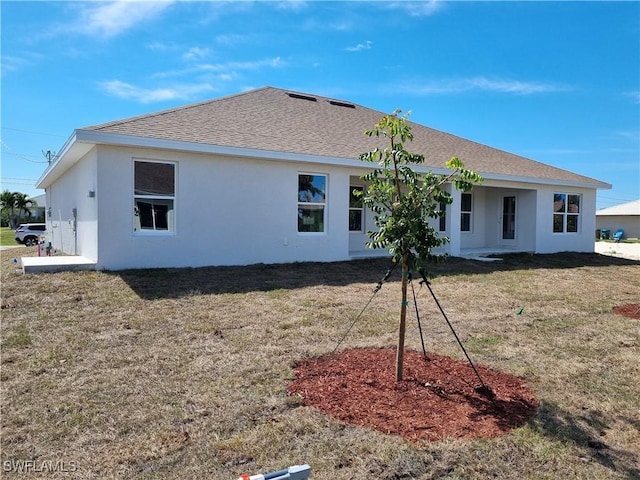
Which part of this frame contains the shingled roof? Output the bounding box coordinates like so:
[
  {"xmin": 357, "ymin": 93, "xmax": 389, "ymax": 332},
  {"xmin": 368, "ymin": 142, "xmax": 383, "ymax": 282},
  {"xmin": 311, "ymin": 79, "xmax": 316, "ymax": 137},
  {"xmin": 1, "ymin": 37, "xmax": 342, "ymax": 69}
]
[{"xmin": 85, "ymin": 86, "xmax": 606, "ymax": 187}]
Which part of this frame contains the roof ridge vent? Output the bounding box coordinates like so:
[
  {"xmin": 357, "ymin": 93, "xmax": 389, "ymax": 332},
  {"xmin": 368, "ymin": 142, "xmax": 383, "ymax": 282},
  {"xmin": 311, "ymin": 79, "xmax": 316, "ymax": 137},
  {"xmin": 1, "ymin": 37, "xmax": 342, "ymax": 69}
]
[
  {"xmin": 287, "ymin": 92, "xmax": 317, "ymax": 102},
  {"xmin": 328, "ymin": 100, "xmax": 355, "ymax": 109}
]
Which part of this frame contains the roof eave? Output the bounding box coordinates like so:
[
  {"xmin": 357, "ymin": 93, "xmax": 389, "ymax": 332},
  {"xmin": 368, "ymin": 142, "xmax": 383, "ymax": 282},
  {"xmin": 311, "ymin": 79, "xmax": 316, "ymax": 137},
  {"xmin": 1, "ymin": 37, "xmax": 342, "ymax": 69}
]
[
  {"xmin": 36, "ymin": 130, "xmax": 96, "ymax": 188},
  {"xmin": 480, "ymin": 172, "xmax": 611, "ymax": 191},
  {"xmin": 37, "ymin": 130, "xmax": 612, "ymax": 192}
]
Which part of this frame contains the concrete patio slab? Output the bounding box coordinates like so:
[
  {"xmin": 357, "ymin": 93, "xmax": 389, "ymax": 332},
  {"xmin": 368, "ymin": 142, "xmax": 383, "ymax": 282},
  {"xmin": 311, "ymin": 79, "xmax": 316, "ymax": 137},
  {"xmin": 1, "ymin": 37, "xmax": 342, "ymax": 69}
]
[
  {"xmin": 21, "ymin": 256, "xmax": 96, "ymax": 273},
  {"xmin": 594, "ymin": 241, "xmax": 640, "ymax": 261}
]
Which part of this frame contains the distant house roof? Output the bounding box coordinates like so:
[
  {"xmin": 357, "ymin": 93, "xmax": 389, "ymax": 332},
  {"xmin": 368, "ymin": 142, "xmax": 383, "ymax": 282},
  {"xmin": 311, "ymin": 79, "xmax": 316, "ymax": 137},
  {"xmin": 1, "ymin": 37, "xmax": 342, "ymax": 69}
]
[
  {"xmin": 39, "ymin": 86, "xmax": 610, "ymax": 189},
  {"xmin": 596, "ymin": 199, "xmax": 640, "ymax": 216},
  {"xmin": 30, "ymin": 193, "xmax": 46, "ymax": 205}
]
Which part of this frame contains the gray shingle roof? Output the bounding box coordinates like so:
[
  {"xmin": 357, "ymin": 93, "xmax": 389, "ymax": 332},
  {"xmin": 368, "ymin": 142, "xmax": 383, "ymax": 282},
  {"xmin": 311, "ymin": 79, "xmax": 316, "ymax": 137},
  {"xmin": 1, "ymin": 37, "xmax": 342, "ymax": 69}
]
[{"xmin": 86, "ymin": 86, "xmax": 607, "ymax": 187}]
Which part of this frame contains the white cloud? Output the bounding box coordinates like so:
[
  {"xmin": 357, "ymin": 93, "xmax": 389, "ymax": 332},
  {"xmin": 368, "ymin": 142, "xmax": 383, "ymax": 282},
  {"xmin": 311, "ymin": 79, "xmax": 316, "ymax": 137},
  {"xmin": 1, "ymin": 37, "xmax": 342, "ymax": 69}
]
[
  {"xmin": 70, "ymin": 1, "xmax": 174, "ymax": 38},
  {"xmin": 346, "ymin": 40, "xmax": 372, "ymax": 52},
  {"xmin": 1, "ymin": 55, "xmax": 30, "ymax": 75},
  {"xmin": 615, "ymin": 130, "xmax": 640, "ymax": 142},
  {"xmin": 183, "ymin": 47, "xmax": 211, "ymax": 61},
  {"xmin": 273, "ymin": 0, "xmax": 308, "ymax": 12},
  {"xmin": 0, "ymin": 52, "xmax": 44, "ymax": 76},
  {"xmin": 623, "ymin": 91, "xmax": 640, "ymax": 104},
  {"xmin": 386, "ymin": 1, "xmax": 443, "ymax": 17},
  {"xmin": 151, "ymin": 57, "xmax": 286, "ymax": 79},
  {"xmin": 98, "ymin": 80, "xmax": 214, "ymax": 103},
  {"xmin": 400, "ymin": 76, "xmax": 568, "ymax": 95},
  {"xmin": 145, "ymin": 41, "xmax": 179, "ymax": 52},
  {"xmin": 215, "ymin": 34, "xmax": 251, "ymax": 46},
  {"xmin": 199, "ymin": 57, "xmax": 285, "ymax": 72}
]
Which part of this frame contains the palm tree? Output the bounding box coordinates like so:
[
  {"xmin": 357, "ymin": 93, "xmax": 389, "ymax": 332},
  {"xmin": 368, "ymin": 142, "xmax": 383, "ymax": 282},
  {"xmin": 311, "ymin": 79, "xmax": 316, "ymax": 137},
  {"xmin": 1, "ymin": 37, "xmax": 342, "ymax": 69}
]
[
  {"xmin": 0, "ymin": 190, "xmax": 38, "ymax": 228},
  {"xmin": 1, "ymin": 190, "xmax": 17, "ymax": 228},
  {"xmin": 14, "ymin": 192, "xmax": 35, "ymax": 222}
]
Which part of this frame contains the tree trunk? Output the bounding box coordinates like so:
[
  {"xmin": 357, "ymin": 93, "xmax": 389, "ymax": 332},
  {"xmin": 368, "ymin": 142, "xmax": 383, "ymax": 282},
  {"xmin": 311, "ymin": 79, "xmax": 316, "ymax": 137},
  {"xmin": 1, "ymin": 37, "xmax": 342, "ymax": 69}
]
[{"xmin": 396, "ymin": 257, "xmax": 409, "ymax": 381}]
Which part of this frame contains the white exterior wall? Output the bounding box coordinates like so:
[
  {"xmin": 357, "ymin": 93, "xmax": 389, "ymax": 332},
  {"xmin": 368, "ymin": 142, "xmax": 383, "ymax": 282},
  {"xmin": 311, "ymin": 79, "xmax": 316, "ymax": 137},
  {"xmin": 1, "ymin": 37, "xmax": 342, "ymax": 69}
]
[
  {"xmin": 482, "ymin": 186, "xmax": 537, "ymax": 252},
  {"xmin": 459, "ymin": 186, "xmax": 487, "ymax": 250},
  {"xmin": 93, "ymin": 146, "xmax": 364, "ymax": 270},
  {"xmin": 45, "ymin": 148, "xmax": 98, "ymax": 260},
  {"xmin": 46, "ymin": 144, "xmax": 602, "ymax": 270},
  {"xmin": 534, "ymin": 185, "xmax": 597, "ymax": 254},
  {"xmin": 451, "ymin": 180, "xmax": 596, "ymax": 255}
]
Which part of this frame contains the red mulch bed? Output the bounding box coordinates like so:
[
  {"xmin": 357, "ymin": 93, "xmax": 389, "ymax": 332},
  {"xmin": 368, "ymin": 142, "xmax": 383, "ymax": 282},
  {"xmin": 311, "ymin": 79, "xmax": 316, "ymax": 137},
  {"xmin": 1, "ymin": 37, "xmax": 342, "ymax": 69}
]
[
  {"xmin": 288, "ymin": 348, "xmax": 539, "ymax": 443},
  {"xmin": 613, "ymin": 303, "xmax": 640, "ymax": 319}
]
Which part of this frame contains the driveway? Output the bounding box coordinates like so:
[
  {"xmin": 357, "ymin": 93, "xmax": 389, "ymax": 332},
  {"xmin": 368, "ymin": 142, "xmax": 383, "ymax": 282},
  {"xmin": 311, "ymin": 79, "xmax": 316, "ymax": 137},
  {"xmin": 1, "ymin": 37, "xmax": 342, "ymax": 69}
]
[
  {"xmin": 0, "ymin": 245, "xmax": 23, "ymax": 251},
  {"xmin": 594, "ymin": 241, "xmax": 640, "ymax": 261}
]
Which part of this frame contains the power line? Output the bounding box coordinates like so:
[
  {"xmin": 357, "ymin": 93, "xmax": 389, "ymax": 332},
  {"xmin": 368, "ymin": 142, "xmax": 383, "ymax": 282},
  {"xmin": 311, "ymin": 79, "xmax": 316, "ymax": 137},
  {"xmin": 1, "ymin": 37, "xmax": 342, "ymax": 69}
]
[
  {"xmin": 598, "ymin": 195, "xmax": 638, "ymax": 203},
  {"xmin": 1, "ymin": 181, "xmax": 38, "ymax": 186},
  {"xmin": 1, "ymin": 126, "xmax": 67, "ymax": 138},
  {"xmin": 0, "ymin": 140, "xmax": 52, "ymax": 164},
  {"xmin": 1, "ymin": 151, "xmax": 50, "ymax": 164}
]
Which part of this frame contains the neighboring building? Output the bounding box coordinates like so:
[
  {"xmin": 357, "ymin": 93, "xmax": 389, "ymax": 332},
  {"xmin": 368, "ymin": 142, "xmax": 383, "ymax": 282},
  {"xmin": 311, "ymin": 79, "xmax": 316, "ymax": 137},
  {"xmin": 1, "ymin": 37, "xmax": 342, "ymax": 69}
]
[
  {"xmin": 9, "ymin": 193, "xmax": 45, "ymax": 225},
  {"xmin": 36, "ymin": 86, "xmax": 610, "ymax": 270},
  {"xmin": 596, "ymin": 200, "xmax": 640, "ymax": 240},
  {"xmin": 28, "ymin": 194, "xmax": 46, "ymax": 222}
]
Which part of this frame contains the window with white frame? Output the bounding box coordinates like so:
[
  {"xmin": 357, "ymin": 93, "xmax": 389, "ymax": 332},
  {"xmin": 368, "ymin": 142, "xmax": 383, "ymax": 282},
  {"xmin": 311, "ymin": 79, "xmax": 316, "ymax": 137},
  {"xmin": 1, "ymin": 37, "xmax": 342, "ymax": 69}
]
[
  {"xmin": 134, "ymin": 160, "xmax": 175, "ymax": 232},
  {"xmin": 553, "ymin": 193, "xmax": 580, "ymax": 233},
  {"xmin": 298, "ymin": 174, "xmax": 326, "ymax": 233},
  {"xmin": 460, "ymin": 193, "xmax": 472, "ymax": 232},
  {"xmin": 349, "ymin": 185, "xmax": 364, "ymax": 232}
]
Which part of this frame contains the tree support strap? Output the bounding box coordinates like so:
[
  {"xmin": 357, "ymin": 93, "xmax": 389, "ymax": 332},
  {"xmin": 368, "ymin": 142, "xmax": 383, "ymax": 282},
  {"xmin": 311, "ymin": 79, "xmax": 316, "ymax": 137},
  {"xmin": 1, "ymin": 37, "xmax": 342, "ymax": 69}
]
[
  {"xmin": 408, "ymin": 271, "xmax": 428, "ymax": 359},
  {"xmin": 333, "ymin": 263, "xmax": 397, "ymax": 353},
  {"xmin": 418, "ymin": 269, "xmax": 494, "ymax": 398}
]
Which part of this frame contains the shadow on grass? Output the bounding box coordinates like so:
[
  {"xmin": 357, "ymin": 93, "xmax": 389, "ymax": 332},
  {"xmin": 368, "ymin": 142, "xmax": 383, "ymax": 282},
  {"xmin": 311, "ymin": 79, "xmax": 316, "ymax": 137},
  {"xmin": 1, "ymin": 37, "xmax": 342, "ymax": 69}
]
[
  {"xmin": 531, "ymin": 400, "xmax": 640, "ymax": 478},
  {"xmin": 115, "ymin": 252, "xmax": 639, "ymax": 299}
]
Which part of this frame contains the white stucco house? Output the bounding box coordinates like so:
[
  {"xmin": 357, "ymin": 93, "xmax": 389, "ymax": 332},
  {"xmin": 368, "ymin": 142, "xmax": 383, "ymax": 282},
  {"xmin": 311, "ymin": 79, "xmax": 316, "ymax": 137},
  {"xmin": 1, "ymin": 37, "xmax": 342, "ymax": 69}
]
[
  {"xmin": 36, "ymin": 86, "xmax": 610, "ymax": 271},
  {"xmin": 596, "ymin": 200, "xmax": 640, "ymax": 240}
]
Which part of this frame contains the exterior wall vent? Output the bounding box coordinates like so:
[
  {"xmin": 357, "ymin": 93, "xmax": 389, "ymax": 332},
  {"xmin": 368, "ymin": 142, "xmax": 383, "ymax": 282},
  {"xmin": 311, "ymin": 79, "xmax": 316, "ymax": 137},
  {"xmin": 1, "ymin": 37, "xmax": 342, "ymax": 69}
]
[
  {"xmin": 328, "ymin": 100, "xmax": 355, "ymax": 109},
  {"xmin": 287, "ymin": 92, "xmax": 317, "ymax": 102}
]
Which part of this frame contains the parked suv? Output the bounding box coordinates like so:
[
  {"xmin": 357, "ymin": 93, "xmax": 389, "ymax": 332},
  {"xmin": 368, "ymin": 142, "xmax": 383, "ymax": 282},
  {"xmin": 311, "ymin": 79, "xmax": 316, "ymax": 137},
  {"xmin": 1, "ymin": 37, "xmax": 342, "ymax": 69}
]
[{"xmin": 14, "ymin": 223, "xmax": 46, "ymax": 246}]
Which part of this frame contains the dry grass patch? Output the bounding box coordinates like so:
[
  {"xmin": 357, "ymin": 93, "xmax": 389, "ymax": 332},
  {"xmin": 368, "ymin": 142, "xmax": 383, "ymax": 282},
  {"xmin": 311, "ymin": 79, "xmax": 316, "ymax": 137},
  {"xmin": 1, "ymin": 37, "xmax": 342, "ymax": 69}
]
[{"xmin": 1, "ymin": 249, "xmax": 639, "ymax": 479}]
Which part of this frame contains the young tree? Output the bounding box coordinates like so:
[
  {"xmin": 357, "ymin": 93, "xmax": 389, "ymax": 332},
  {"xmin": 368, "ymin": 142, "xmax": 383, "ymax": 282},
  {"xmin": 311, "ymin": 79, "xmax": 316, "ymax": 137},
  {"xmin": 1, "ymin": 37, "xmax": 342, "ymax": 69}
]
[{"xmin": 358, "ymin": 110, "xmax": 483, "ymax": 381}]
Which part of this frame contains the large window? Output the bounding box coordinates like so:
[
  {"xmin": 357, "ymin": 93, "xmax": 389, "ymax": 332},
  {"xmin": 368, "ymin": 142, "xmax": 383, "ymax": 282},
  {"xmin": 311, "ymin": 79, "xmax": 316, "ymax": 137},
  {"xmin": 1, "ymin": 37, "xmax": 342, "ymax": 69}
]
[
  {"xmin": 460, "ymin": 193, "xmax": 472, "ymax": 232},
  {"xmin": 553, "ymin": 193, "xmax": 580, "ymax": 233},
  {"xmin": 298, "ymin": 174, "xmax": 326, "ymax": 233},
  {"xmin": 134, "ymin": 160, "xmax": 175, "ymax": 232},
  {"xmin": 349, "ymin": 186, "xmax": 364, "ymax": 232}
]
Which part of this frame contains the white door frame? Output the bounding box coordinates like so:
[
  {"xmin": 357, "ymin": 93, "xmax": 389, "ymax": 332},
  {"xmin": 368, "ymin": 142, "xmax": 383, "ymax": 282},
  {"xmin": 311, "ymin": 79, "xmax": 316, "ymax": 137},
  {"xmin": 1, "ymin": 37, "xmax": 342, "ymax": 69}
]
[{"xmin": 500, "ymin": 194, "xmax": 517, "ymax": 247}]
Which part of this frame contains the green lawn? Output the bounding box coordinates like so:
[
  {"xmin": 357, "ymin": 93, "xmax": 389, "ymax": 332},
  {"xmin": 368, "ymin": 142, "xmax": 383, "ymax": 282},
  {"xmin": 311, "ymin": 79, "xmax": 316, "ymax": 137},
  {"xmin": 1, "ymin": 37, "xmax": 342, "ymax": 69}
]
[
  {"xmin": 0, "ymin": 227, "xmax": 17, "ymax": 246},
  {"xmin": 2, "ymin": 252, "xmax": 639, "ymax": 479}
]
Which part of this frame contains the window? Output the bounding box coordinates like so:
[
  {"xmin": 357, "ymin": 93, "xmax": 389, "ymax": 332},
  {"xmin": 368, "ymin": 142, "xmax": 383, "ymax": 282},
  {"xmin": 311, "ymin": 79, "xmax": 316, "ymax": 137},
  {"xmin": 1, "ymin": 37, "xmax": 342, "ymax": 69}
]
[
  {"xmin": 438, "ymin": 201, "xmax": 447, "ymax": 232},
  {"xmin": 298, "ymin": 174, "xmax": 326, "ymax": 233},
  {"xmin": 134, "ymin": 160, "xmax": 175, "ymax": 232},
  {"xmin": 349, "ymin": 186, "xmax": 364, "ymax": 232},
  {"xmin": 460, "ymin": 193, "xmax": 472, "ymax": 232},
  {"xmin": 553, "ymin": 193, "xmax": 580, "ymax": 233}
]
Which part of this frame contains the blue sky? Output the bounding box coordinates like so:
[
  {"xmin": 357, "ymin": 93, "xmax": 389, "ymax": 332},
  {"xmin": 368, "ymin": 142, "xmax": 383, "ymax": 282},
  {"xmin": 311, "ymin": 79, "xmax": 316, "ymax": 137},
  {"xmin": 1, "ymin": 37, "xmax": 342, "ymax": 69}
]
[{"xmin": 1, "ymin": 1, "xmax": 638, "ymax": 209}]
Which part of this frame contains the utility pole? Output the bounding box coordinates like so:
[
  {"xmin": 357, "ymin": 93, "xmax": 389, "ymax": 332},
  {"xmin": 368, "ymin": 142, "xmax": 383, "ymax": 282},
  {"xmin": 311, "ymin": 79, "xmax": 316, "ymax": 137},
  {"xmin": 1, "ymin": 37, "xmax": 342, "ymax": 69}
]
[{"xmin": 42, "ymin": 150, "xmax": 55, "ymax": 164}]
